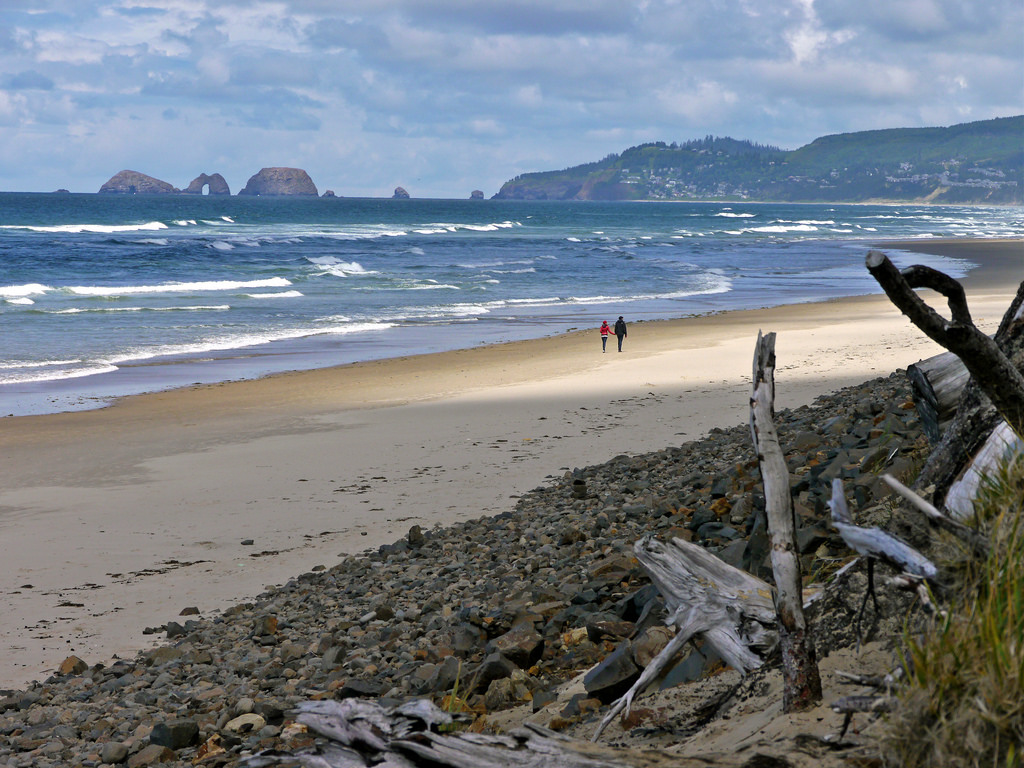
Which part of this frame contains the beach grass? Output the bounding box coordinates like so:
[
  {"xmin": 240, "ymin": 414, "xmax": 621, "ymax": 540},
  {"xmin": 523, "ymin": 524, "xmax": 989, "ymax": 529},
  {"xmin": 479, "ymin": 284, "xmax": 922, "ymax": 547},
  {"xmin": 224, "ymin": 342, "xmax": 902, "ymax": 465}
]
[{"xmin": 883, "ymin": 452, "xmax": 1024, "ymax": 767}]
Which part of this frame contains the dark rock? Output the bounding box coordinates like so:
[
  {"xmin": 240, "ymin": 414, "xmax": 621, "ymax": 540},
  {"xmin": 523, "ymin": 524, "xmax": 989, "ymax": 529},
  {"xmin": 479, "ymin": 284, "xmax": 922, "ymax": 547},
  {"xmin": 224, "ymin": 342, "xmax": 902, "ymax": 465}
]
[
  {"xmin": 407, "ymin": 525, "xmax": 425, "ymax": 548},
  {"xmin": 469, "ymin": 652, "xmax": 518, "ymax": 693},
  {"xmin": 392, "ymin": 186, "xmax": 410, "ymax": 199},
  {"xmin": 487, "ymin": 621, "xmax": 544, "ymax": 667},
  {"xmin": 149, "ymin": 718, "xmax": 199, "ymax": 749},
  {"xmin": 470, "ymin": 190, "xmax": 484, "ymax": 200},
  {"xmin": 583, "ymin": 641, "xmax": 640, "ymax": 703},
  {"xmin": 238, "ymin": 167, "xmax": 318, "ymax": 196},
  {"xmin": 334, "ymin": 678, "xmax": 383, "ymax": 699}
]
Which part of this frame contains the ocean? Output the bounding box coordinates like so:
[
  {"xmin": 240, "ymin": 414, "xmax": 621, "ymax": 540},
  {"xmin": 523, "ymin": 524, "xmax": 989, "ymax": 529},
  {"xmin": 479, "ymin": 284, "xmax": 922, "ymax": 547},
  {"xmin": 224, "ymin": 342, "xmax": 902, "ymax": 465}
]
[{"xmin": 1, "ymin": 193, "xmax": 1020, "ymax": 416}]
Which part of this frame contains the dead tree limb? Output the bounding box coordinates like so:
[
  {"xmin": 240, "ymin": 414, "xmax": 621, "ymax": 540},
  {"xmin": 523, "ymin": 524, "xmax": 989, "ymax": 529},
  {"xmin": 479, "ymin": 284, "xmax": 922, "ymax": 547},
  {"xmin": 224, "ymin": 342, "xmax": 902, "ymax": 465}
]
[
  {"xmin": 245, "ymin": 698, "xmax": 707, "ymax": 768},
  {"xmin": 829, "ymin": 478, "xmax": 938, "ymax": 644},
  {"xmin": 750, "ymin": 330, "xmax": 822, "ymax": 712},
  {"xmin": 880, "ymin": 473, "xmax": 988, "ymax": 554},
  {"xmin": 593, "ymin": 535, "xmax": 778, "ymax": 740},
  {"xmin": 866, "ymin": 250, "xmax": 1024, "ymax": 438}
]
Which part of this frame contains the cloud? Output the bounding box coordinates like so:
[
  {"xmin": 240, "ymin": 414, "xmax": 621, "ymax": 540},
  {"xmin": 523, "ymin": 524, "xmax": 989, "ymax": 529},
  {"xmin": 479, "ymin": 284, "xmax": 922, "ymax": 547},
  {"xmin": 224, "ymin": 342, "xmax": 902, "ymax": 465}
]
[
  {"xmin": 0, "ymin": 0, "xmax": 1018, "ymax": 195},
  {"xmin": 1, "ymin": 69, "xmax": 54, "ymax": 90}
]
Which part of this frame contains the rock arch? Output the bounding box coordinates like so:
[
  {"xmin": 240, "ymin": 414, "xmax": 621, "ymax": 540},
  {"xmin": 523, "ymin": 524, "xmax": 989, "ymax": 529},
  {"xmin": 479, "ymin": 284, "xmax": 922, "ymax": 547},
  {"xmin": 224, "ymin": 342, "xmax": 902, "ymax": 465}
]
[{"xmin": 183, "ymin": 173, "xmax": 231, "ymax": 196}]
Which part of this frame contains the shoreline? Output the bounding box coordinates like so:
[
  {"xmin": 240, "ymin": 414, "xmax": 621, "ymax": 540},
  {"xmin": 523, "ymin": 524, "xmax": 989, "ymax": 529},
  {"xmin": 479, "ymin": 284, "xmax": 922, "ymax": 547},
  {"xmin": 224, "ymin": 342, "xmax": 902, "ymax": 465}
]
[{"xmin": 0, "ymin": 238, "xmax": 1020, "ymax": 690}]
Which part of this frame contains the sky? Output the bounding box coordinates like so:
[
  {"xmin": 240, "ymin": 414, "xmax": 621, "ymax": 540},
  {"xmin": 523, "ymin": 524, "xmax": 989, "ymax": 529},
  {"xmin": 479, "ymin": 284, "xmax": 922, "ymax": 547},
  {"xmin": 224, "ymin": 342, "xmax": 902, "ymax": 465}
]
[{"xmin": 0, "ymin": 0, "xmax": 1021, "ymax": 198}]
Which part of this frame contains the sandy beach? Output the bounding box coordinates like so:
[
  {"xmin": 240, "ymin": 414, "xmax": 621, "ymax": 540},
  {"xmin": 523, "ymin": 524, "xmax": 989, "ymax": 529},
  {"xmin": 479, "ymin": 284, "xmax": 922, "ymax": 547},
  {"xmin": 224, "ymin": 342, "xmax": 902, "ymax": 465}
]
[{"xmin": 0, "ymin": 238, "xmax": 1020, "ymax": 691}]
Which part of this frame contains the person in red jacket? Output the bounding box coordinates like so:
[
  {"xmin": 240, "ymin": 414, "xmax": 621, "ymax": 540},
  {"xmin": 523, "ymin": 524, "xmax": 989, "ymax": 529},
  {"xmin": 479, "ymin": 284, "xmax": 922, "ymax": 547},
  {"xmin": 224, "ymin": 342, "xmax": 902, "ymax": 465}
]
[{"xmin": 599, "ymin": 320, "xmax": 611, "ymax": 352}]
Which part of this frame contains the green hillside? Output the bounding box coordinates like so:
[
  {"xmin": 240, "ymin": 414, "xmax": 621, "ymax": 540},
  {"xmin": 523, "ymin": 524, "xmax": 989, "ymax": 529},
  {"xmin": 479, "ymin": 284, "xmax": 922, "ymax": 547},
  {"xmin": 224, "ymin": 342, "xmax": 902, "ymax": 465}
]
[{"xmin": 494, "ymin": 116, "xmax": 1023, "ymax": 204}]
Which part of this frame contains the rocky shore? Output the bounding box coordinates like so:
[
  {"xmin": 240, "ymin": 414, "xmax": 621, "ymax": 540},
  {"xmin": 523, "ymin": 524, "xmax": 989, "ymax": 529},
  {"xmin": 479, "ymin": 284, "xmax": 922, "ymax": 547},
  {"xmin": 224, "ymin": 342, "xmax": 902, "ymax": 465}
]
[{"xmin": 0, "ymin": 370, "xmax": 933, "ymax": 767}]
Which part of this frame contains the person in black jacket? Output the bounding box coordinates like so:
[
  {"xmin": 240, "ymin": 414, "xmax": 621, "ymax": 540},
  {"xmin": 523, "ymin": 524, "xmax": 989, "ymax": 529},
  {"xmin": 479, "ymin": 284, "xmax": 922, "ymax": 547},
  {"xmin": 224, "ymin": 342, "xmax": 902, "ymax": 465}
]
[{"xmin": 613, "ymin": 316, "xmax": 627, "ymax": 352}]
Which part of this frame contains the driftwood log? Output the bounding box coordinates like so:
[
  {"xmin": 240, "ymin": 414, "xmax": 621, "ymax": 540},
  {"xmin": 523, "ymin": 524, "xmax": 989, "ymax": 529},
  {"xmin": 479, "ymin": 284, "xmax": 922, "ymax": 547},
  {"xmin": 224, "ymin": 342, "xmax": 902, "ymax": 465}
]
[
  {"xmin": 592, "ymin": 535, "xmax": 778, "ymax": 739},
  {"xmin": 244, "ymin": 698, "xmax": 711, "ymax": 767},
  {"xmin": 907, "ymin": 351, "xmax": 969, "ymax": 443},
  {"xmin": 750, "ymin": 331, "xmax": 822, "ymax": 711}
]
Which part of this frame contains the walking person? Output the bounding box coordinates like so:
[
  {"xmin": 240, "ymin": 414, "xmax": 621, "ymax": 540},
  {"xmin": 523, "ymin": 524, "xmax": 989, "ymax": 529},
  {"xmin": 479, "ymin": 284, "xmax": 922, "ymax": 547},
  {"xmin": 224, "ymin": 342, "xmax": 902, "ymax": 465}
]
[
  {"xmin": 600, "ymin": 320, "xmax": 611, "ymax": 352},
  {"xmin": 614, "ymin": 316, "xmax": 627, "ymax": 352}
]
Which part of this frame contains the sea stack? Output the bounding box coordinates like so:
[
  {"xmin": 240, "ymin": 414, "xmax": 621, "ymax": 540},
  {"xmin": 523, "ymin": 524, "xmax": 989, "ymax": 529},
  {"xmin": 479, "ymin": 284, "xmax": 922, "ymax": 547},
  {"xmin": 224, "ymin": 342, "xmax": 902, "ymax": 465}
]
[
  {"xmin": 182, "ymin": 173, "xmax": 231, "ymax": 195},
  {"xmin": 392, "ymin": 186, "xmax": 410, "ymax": 199},
  {"xmin": 237, "ymin": 168, "xmax": 318, "ymax": 196},
  {"xmin": 99, "ymin": 170, "xmax": 179, "ymax": 194}
]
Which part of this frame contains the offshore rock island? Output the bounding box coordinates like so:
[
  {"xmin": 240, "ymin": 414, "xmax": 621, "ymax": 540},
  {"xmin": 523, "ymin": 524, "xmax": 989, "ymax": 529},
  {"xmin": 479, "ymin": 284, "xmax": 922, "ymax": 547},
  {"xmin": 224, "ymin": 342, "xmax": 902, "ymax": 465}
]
[
  {"xmin": 237, "ymin": 167, "xmax": 318, "ymax": 197},
  {"xmin": 97, "ymin": 167, "xmax": 318, "ymax": 196}
]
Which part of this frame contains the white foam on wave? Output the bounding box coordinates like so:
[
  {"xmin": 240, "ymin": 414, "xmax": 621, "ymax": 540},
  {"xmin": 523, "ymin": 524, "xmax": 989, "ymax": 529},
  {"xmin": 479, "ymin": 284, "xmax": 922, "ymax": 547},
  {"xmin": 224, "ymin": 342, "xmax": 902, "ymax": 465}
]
[
  {"xmin": 5, "ymin": 297, "xmax": 34, "ymax": 305},
  {"xmin": 245, "ymin": 291, "xmax": 303, "ymax": 299},
  {"xmin": 715, "ymin": 212, "xmax": 755, "ymax": 218},
  {"xmin": 747, "ymin": 224, "xmax": 819, "ymax": 233},
  {"xmin": 1, "ymin": 221, "xmax": 169, "ymax": 234},
  {"xmin": 0, "ymin": 283, "xmax": 50, "ymax": 298},
  {"xmin": 50, "ymin": 305, "xmax": 231, "ymax": 314},
  {"xmin": 306, "ymin": 257, "xmax": 376, "ymax": 277},
  {"xmin": 139, "ymin": 238, "xmax": 170, "ymax": 246},
  {"xmin": 493, "ymin": 267, "xmax": 536, "ymax": 274},
  {"xmin": 65, "ymin": 277, "xmax": 291, "ymax": 296},
  {"xmin": 0, "ymin": 362, "xmax": 118, "ymax": 385},
  {"xmin": 210, "ymin": 241, "xmax": 234, "ymax": 251},
  {"xmin": 173, "ymin": 220, "xmax": 197, "ymax": 226}
]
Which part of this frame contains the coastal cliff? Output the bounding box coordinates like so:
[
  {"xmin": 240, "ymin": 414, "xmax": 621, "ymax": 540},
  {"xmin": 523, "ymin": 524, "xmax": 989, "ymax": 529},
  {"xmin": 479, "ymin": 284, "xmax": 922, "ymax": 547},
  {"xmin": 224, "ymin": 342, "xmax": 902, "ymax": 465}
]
[
  {"xmin": 237, "ymin": 167, "xmax": 318, "ymax": 196},
  {"xmin": 98, "ymin": 170, "xmax": 179, "ymax": 194}
]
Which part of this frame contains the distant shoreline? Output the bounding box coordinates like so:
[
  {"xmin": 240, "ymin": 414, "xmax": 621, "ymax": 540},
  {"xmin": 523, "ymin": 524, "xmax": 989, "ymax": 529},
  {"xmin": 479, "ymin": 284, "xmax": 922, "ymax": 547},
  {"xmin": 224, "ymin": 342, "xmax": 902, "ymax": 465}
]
[{"xmin": 3, "ymin": 189, "xmax": 1023, "ymax": 207}]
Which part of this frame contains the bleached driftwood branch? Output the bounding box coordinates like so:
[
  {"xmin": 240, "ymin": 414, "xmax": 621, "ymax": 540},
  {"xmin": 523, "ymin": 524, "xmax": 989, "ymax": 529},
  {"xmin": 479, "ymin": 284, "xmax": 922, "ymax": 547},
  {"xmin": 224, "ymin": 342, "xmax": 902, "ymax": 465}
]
[
  {"xmin": 829, "ymin": 478, "xmax": 937, "ymax": 581},
  {"xmin": 246, "ymin": 697, "xmax": 713, "ymax": 768},
  {"xmin": 592, "ymin": 535, "xmax": 778, "ymax": 740},
  {"xmin": 881, "ymin": 473, "xmax": 988, "ymax": 554},
  {"xmin": 750, "ymin": 330, "xmax": 822, "ymax": 712}
]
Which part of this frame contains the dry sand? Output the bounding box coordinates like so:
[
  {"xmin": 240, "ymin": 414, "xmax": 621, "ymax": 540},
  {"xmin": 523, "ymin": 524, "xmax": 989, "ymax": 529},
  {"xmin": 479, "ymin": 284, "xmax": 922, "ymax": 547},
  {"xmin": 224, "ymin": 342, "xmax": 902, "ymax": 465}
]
[{"xmin": 0, "ymin": 239, "xmax": 1020, "ymax": 690}]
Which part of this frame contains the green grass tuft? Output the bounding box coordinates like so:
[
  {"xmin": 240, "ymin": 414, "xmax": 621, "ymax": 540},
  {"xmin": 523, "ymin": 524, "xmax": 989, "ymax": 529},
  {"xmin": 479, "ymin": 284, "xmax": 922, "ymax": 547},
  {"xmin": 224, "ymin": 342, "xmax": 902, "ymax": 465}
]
[{"xmin": 882, "ymin": 453, "xmax": 1024, "ymax": 767}]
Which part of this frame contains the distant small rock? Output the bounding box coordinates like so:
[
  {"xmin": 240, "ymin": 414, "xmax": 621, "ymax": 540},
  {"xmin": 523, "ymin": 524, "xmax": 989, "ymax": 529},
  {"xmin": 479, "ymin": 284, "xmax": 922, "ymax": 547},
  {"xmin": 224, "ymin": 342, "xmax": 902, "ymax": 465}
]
[
  {"xmin": 392, "ymin": 186, "xmax": 410, "ymax": 199},
  {"xmin": 470, "ymin": 189, "xmax": 484, "ymax": 200},
  {"xmin": 99, "ymin": 170, "xmax": 179, "ymax": 194},
  {"xmin": 322, "ymin": 189, "xmax": 337, "ymax": 198},
  {"xmin": 53, "ymin": 189, "xmax": 70, "ymax": 194},
  {"xmin": 238, "ymin": 167, "xmax": 318, "ymax": 196}
]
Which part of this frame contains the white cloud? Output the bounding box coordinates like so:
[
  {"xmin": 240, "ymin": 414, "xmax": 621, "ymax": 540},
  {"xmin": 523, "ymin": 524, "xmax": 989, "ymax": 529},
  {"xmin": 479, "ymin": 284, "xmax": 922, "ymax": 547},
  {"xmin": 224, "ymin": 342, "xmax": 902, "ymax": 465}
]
[{"xmin": 0, "ymin": 0, "xmax": 1018, "ymax": 195}]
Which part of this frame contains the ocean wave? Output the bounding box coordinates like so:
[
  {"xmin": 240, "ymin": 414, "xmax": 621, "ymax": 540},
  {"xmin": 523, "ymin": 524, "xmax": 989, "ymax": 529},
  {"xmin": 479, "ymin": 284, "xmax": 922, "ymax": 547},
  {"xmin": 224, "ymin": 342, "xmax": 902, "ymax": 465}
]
[
  {"xmin": 4, "ymin": 297, "xmax": 34, "ymax": 305},
  {"xmin": 0, "ymin": 362, "xmax": 118, "ymax": 385},
  {"xmin": 306, "ymin": 257, "xmax": 376, "ymax": 277},
  {"xmin": 244, "ymin": 291, "xmax": 303, "ymax": 299},
  {"xmin": 0, "ymin": 358, "xmax": 82, "ymax": 370},
  {"xmin": 49, "ymin": 305, "xmax": 231, "ymax": 314},
  {"xmin": 0, "ymin": 221, "xmax": 169, "ymax": 234},
  {"xmin": 715, "ymin": 212, "xmax": 755, "ymax": 218},
  {"xmin": 65, "ymin": 278, "xmax": 292, "ymax": 296},
  {"xmin": 210, "ymin": 241, "xmax": 234, "ymax": 251},
  {"xmin": 746, "ymin": 224, "xmax": 819, "ymax": 233},
  {"xmin": 138, "ymin": 238, "xmax": 171, "ymax": 246},
  {"xmin": 0, "ymin": 282, "xmax": 50, "ymax": 298}
]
